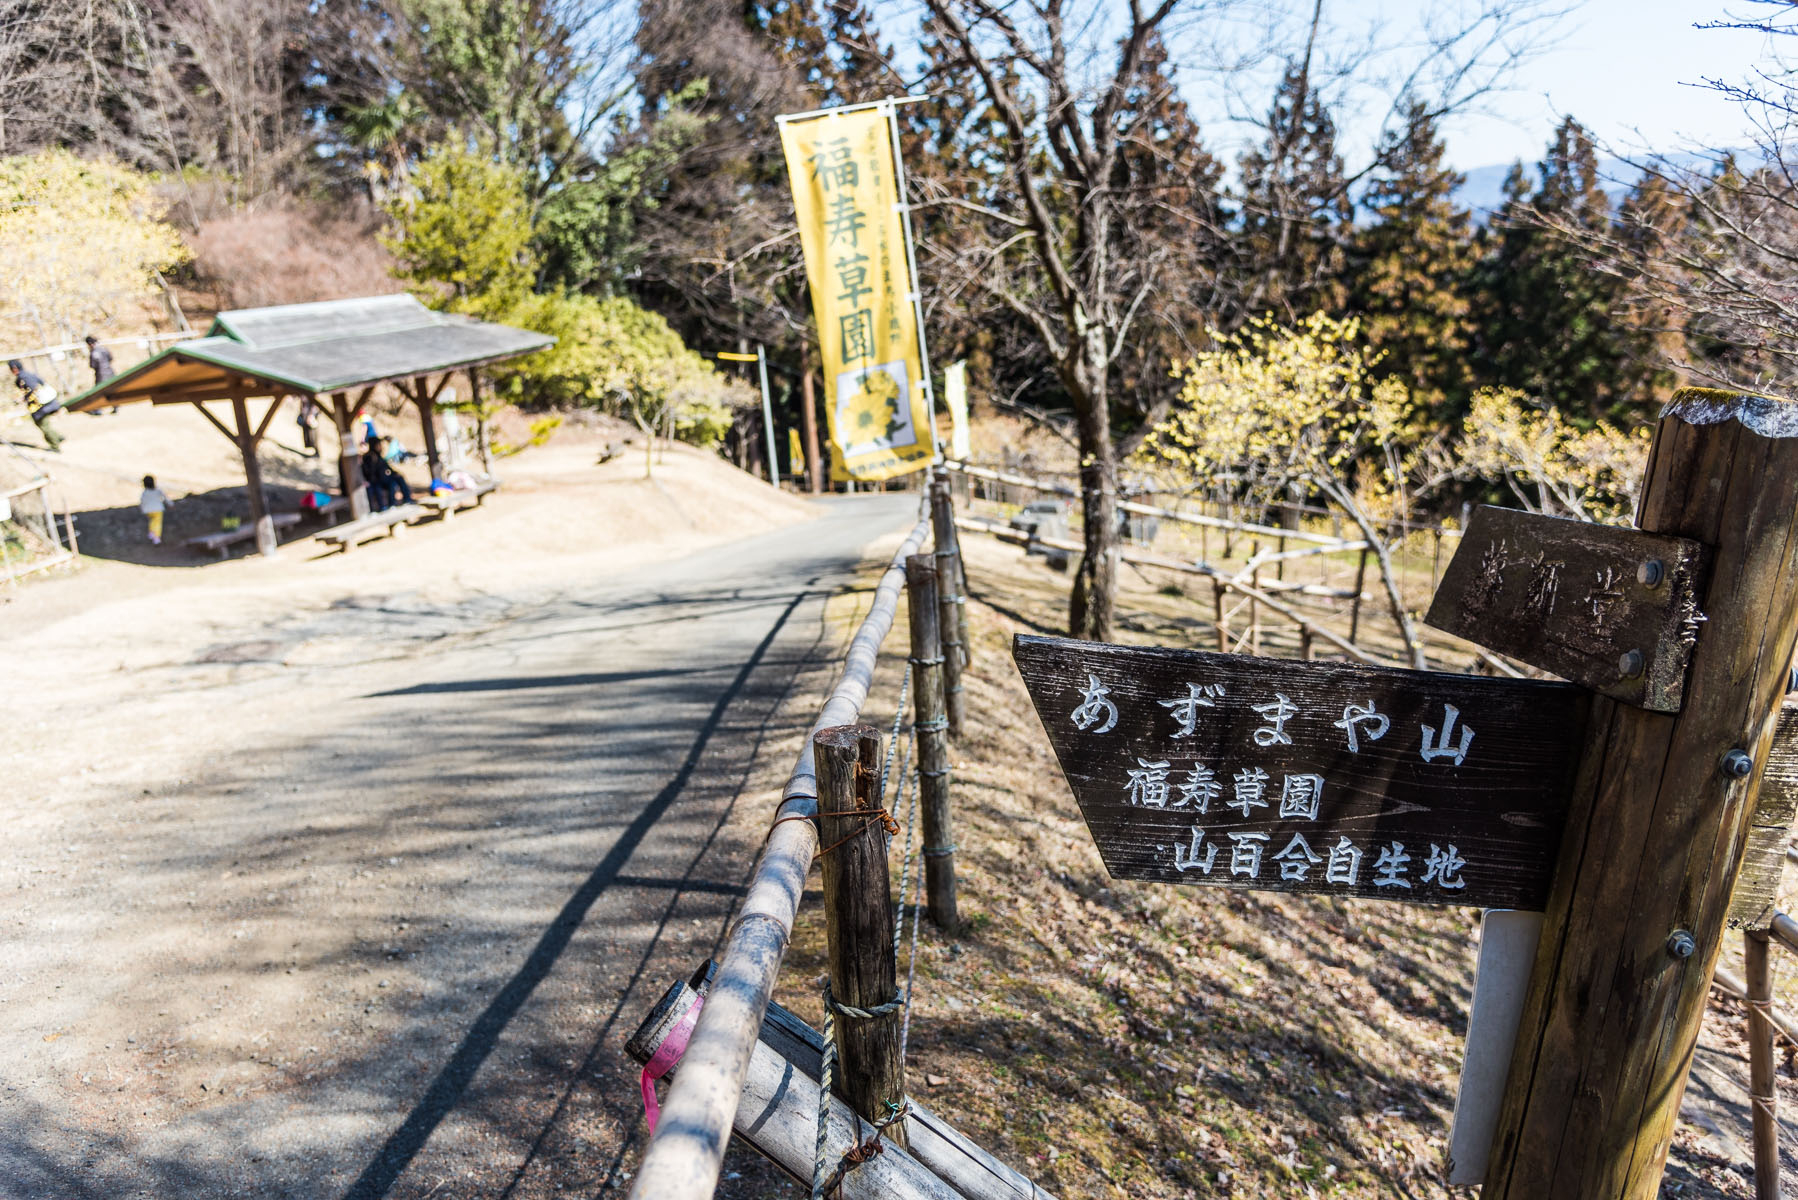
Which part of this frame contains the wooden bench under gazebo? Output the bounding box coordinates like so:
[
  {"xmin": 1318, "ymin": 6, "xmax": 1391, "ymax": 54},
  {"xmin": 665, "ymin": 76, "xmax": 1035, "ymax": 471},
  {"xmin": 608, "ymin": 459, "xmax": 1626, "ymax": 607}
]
[{"xmin": 64, "ymin": 295, "xmax": 552, "ymax": 556}]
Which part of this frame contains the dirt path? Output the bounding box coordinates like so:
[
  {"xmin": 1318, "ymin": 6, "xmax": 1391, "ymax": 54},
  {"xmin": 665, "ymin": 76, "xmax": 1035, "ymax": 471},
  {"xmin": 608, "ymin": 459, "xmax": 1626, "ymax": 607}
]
[{"xmin": 0, "ymin": 427, "xmax": 916, "ymax": 1198}]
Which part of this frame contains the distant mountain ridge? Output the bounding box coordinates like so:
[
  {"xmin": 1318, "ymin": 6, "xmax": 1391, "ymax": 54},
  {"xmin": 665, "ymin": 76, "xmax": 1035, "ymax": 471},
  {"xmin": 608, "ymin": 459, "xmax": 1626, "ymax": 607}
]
[{"xmin": 1452, "ymin": 151, "xmax": 1732, "ymax": 220}]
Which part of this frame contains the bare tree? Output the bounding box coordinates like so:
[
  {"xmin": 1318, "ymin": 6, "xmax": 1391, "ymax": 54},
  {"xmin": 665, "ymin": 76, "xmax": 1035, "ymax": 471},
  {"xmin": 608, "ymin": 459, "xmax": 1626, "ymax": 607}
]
[
  {"xmin": 916, "ymin": 0, "xmax": 1563, "ymax": 641},
  {"xmin": 1515, "ymin": 6, "xmax": 1798, "ymax": 395}
]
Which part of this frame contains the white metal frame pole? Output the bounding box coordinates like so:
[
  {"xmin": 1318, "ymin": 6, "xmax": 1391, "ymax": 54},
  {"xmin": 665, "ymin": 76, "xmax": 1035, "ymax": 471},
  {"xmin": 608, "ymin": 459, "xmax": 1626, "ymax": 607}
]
[
  {"xmin": 884, "ymin": 99, "xmax": 940, "ymax": 462},
  {"xmin": 757, "ymin": 343, "xmax": 779, "ymax": 487}
]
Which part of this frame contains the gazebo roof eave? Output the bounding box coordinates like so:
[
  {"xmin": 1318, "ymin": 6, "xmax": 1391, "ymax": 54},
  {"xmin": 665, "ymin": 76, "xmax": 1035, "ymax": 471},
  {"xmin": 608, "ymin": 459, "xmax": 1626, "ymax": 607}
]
[{"xmin": 66, "ymin": 340, "xmax": 550, "ymax": 413}]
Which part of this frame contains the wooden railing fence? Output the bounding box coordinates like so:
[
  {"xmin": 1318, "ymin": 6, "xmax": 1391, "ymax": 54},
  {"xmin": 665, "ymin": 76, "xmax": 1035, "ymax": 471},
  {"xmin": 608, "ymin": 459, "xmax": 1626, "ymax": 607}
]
[{"xmin": 626, "ymin": 469, "xmax": 1047, "ymax": 1200}]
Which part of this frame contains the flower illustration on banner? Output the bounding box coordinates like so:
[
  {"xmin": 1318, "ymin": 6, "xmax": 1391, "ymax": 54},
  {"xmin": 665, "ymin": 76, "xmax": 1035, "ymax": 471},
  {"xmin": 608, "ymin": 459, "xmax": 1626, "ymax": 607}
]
[{"xmin": 836, "ymin": 361, "xmax": 916, "ymax": 456}]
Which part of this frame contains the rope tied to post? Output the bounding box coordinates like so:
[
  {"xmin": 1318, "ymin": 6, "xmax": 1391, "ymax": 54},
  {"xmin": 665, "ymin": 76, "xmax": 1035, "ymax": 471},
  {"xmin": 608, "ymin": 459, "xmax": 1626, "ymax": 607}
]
[
  {"xmin": 812, "ymin": 806, "xmax": 899, "ymax": 859},
  {"xmin": 811, "ymin": 979, "xmax": 908, "ymax": 1200}
]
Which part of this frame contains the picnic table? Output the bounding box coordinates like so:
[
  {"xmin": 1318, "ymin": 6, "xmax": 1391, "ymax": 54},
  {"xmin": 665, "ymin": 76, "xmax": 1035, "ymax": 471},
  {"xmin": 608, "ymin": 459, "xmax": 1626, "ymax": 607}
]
[
  {"xmin": 315, "ymin": 504, "xmax": 422, "ymax": 554},
  {"xmin": 414, "ymin": 480, "xmax": 500, "ymax": 521},
  {"xmin": 185, "ymin": 512, "xmax": 301, "ymax": 559}
]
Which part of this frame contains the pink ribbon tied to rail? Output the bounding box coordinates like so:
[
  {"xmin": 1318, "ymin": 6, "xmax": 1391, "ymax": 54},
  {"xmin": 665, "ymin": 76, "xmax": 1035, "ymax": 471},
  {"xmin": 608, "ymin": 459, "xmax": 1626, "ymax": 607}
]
[{"xmin": 640, "ymin": 990, "xmax": 704, "ymax": 1133}]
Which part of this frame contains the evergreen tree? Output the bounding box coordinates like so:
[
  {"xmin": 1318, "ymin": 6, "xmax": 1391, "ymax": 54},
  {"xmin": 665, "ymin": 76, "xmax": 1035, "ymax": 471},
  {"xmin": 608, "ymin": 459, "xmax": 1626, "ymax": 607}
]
[
  {"xmin": 1611, "ymin": 170, "xmax": 1687, "ymax": 407},
  {"xmin": 1470, "ymin": 117, "xmax": 1642, "ymax": 424},
  {"xmin": 1106, "ymin": 33, "xmax": 1230, "ymax": 440},
  {"xmin": 1347, "ymin": 100, "xmax": 1478, "ymax": 422},
  {"xmin": 1233, "ymin": 62, "xmax": 1353, "ymax": 323}
]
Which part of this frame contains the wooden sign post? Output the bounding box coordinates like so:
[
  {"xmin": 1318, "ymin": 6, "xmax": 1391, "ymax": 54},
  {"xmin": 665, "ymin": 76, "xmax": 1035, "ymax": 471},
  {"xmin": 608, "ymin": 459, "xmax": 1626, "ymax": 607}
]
[
  {"xmin": 1012, "ymin": 388, "xmax": 1798, "ymax": 1200},
  {"xmin": 1477, "ymin": 390, "xmax": 1798, "ymax": 1200}
]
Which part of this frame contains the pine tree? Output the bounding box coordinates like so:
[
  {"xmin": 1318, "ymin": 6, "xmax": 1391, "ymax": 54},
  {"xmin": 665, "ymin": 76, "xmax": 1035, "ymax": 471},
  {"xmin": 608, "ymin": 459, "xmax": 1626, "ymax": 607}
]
[
  {"xmin": 1106, "ymin": 32, "xmax": 1230, "ymax": 440},
  {"xmin": 825, "ymin": 0, "xmax": 892, "ymax": 104},
  {"xmin": 1470, "ymin": 118, "xmax": 1642, "ymax": 424},
  {"xmin": 1233, "ymin": 62, "xmax": 1353, "ymax": 323},
  {"xmin": 1611, "ymin": 170, "xmax": 1686, "ymax": 407},
  {"xmin": 1347, "ymin": 100, "xmax": 1478, "ymax": 423}
]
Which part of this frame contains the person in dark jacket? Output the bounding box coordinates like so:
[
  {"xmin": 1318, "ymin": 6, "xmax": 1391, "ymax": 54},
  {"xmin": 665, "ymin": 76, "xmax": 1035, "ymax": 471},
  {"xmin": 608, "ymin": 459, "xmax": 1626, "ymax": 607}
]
[
  {"xmin": 84, "ymin": 336, "xmax": 115, "ymax": 384},
  {"xmin": 361, "ymin": 437, "xmax": 413, "ymax": 511},
  {"xmin": 8, "ymin": 359, "xmax": 63, "ymax": 452}
]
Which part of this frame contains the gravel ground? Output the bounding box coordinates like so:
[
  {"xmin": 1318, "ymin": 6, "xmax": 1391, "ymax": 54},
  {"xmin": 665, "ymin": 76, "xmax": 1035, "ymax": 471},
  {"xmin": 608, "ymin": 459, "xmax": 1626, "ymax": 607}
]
[{"xmin": 0, "ymin": 487, "xmax": 916, "ymax": 1199}]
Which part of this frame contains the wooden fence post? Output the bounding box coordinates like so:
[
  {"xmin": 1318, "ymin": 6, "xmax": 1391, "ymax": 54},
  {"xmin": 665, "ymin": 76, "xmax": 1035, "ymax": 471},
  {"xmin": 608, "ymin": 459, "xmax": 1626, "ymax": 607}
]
[
  {"xmin": 1484, "ymin": 389, "xmax": 1798, "ymax": 1200},
  {"xmin": 1213, "ymin": 579, "xmax": 1229, "ymax": 652},
  {"xmin": 906, "ymin": 555, "xmax": 959, "ymax": 930},
  {"xmin": 930, "ymin": 473, "xmax": 972, "ymax": 659},
  {"xmin": 815, "ymin": 724, "xmax": 909, "ymax": 1149},
  {"xmin": 928, "ymin": 477, "xmax": 967, "ymax": 737},
  {"xmin": 1747, "ymin": 928, "xmax": 1778, "ymax": 1200},
  {"xmin": 1248, "ymin": 548, "xmax": 1261, "ymax": 656},
  {"xmin": 1347, "ymin": 548, "xmax": 1369, "ymax": 646}
]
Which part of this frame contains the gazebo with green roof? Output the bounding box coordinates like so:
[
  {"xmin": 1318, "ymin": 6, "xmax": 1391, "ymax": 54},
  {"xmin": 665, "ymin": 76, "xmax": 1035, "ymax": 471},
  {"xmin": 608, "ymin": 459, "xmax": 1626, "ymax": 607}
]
[{"xmin": 66, "ymin": 294, "xmax": 552, "ymax": 556}]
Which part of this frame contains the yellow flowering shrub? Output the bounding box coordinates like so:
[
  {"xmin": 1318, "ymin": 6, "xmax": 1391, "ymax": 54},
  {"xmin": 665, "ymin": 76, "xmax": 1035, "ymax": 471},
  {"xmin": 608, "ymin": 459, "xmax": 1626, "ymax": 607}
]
[
  {"xmin": 1454, "ymin": 388, "xmax": 1647, "ymax": 524},
  {"xmin": 0, "ymin": 149, "xmax": 188, "ymax": 346},
  {"xmin": 1142, "ymin": 312, "xmax": 1418, "ymax": 522}
]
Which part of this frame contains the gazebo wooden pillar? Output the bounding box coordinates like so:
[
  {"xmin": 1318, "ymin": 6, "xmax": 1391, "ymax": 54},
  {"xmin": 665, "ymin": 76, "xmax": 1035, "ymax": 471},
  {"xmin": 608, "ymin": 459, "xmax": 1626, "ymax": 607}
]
[
  {"xmin": 186, "ymin": 390, "xmax": 284, "ymax": 557},
  {"xmin": 395, "ymin": 374, "xmax": 451, "ymax": 480},
  {"xmin": 329, "ymin": 388, "xmax": 373, "ymax": 520}
]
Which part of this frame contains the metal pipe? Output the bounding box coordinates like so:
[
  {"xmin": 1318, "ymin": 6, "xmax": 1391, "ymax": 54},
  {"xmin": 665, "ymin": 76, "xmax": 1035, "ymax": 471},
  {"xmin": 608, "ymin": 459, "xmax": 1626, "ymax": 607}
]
[
  {"xmin": 628, "ymin": 513, "xmax": 932, "ymax": 1200},
  {"xmin": 1771, "ymin": 909, "xmax": 1798, "ymax": 955},
  {"xmin": 757, "ymin": 344, "xmax": 779, "ymax": 488}
]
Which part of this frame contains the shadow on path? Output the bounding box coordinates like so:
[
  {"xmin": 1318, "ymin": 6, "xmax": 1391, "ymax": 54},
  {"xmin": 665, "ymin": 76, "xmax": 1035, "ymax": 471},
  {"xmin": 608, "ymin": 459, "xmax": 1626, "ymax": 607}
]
[
  {"xmin": 369, "ymin": 666, "xmax": 725, "ymax": 697},
  {"xmin": 340, "ymin": 586, "xmax": 810, "ymax": 1200}
]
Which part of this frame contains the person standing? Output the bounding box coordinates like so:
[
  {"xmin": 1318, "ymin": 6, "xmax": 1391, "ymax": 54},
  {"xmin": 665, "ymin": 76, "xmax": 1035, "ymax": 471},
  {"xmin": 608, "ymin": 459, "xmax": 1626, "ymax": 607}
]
[
  {"xmin": 297, "ymin": 397, "xmax": 320, "ymax": 458},
  {"xmin": 139, "ymin": 475, "xmax": 170, "ymax": 545},
  {"xmin": 84, "ymin": 336, "xmax": 115, "ymax": 384},
  {"xmin": 8, "ymin": 359, "xmax": 63, "ymax": 452}
]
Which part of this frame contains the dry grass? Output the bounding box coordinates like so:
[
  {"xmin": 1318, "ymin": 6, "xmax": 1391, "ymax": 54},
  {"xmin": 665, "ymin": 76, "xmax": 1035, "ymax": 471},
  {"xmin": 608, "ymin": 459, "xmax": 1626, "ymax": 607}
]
[
  {"xmin": 184, "ymin": 198, "xmax": 396, "ymax": 312},
  {"xmin": 770, "ymin": 526, "xmax": 1769, "ymax": 1199}
]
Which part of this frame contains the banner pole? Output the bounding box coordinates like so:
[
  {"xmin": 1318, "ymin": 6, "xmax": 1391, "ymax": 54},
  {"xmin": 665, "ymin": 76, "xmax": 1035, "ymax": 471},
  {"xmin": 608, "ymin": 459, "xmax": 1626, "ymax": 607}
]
[
  {"xmin": 776, "ymin": 94, "xmax": 930, "ymax": 126},
  {"xmin": 756, "ymin": 344, "xmax": 778, "ymax": 488},
  {"xmin": 884, "ymin": 99, "xmax": 940, "ymax": 461}
]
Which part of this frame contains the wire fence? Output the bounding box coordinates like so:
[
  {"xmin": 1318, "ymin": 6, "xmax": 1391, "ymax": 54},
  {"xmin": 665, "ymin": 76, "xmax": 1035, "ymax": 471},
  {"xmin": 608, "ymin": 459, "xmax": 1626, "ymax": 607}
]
[
  {"xmin": 0, "ymin": 443, "xmax": 75, "ymax": 583},
  {"xmin": 626, "ymin": 459, "xmax": 1794, "ymax": 1200},
  {"xmin": 3, "ymin": 329, "xmax": 193, "ymax": 399}
]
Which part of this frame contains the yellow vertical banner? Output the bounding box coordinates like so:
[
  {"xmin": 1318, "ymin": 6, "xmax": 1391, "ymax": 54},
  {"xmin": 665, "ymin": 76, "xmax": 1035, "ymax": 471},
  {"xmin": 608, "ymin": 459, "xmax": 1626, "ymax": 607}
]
[
  {"xmin": 944, "ymin": 359, "xmax": 970, "ymax": 460},
  {"xmin": 780, "ymin": 106, "xmax": 932, "ymax": 481},
  {"xmin": 788, "ymin": 427, "xmax": 804, "ymax": 477}
]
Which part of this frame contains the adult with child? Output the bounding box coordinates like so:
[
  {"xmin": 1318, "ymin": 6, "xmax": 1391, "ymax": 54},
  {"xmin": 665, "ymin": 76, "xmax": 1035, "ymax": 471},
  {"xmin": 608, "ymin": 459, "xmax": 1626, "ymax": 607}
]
[
  {"xmin": 8, "ymin": 359, "xmax": 63, "ymax": 452},
  {"xmin": 360, "ymin": 437, "xmax": 414, "ymax": 511}
]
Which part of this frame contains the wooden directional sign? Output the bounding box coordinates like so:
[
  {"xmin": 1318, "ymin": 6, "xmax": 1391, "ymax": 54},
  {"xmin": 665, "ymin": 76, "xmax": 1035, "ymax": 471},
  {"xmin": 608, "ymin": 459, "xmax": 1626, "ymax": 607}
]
[
  {"xmin": 1426, "ymin": 505, "xmax": 1707, "ymax": 712},
  {"xmin": 1013, "ymin": 635, "xmax": 1589, "ymax": 911}
]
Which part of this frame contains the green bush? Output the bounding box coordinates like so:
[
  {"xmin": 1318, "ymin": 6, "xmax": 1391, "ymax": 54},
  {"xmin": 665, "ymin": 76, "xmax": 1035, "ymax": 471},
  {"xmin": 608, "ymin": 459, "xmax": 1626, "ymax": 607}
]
[
  {"xmin": 382, "ymin": 139, "xmax": 750, "ymax": 449},
  {"xmin": 495, "ymin": 291, "xmax": 751, "ymax": 446}
]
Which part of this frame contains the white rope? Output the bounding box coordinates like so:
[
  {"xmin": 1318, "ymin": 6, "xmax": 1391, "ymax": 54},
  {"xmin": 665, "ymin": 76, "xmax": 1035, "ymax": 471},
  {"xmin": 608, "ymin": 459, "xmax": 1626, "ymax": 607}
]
[{"xmin": 900, "ymin": 752, "xmax": 925, "ymax": 1065}]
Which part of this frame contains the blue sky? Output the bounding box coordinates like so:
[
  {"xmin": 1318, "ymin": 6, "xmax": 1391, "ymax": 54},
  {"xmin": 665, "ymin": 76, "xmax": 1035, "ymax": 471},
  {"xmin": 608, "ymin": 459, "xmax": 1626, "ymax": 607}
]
[
  {"xmin": 1437, "ymin": 0, "xmax": 1778, "ymax": 169},
  {"xmin": 873, "ymin": 0, "xmax": 1777, "ymax": 177}
]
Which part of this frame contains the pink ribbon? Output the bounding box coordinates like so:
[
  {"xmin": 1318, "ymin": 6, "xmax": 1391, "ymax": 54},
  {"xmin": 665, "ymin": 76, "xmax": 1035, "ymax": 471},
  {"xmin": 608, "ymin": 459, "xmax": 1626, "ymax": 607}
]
[{"xmin": 640, "ymin": 992, "xmax": 704, "ymax": 1133}]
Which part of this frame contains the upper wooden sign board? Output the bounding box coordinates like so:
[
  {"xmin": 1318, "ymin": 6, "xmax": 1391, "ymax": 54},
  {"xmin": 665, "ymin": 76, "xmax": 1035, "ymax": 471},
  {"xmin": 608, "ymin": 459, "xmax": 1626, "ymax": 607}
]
[
  {"xmin": 1014, "ymin": 636, "xmax": 1589, "ymax": 911},
  {"xmin": 1425, "ymin": 506, "xmax": 1707, "ymax": 713}
]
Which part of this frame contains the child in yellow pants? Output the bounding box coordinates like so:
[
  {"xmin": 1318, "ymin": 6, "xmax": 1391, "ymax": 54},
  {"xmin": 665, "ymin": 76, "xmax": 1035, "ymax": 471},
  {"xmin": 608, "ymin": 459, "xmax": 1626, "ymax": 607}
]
[{"xmin": 139, "ymin": 475, "xmax": 168, "ymax": 545}]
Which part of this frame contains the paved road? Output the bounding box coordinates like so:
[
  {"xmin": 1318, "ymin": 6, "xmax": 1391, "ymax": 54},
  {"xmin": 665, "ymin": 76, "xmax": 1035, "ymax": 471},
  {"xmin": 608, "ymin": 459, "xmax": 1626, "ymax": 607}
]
[{"xmin": 0, "ymin": 494, "xmax": 917, "ymax": 1199}]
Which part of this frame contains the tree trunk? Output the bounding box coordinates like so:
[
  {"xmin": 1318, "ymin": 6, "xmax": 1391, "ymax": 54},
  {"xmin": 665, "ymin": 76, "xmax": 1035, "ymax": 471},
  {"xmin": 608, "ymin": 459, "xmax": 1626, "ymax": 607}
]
[
  {"xmin": 1316, "ymin": 478, "xmax": 1426, "ymax": 669},
  {"xmin": 1067, "ymin": 354, "xmax": 1118, "ymax": 642}
]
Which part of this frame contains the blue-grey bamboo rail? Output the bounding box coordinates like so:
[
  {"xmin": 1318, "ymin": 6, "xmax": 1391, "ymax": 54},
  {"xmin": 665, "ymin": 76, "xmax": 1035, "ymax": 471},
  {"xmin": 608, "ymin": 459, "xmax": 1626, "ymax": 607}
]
[{"xmin": 628, "ymin": 513, "xmax": 932, "ymax": 1200}]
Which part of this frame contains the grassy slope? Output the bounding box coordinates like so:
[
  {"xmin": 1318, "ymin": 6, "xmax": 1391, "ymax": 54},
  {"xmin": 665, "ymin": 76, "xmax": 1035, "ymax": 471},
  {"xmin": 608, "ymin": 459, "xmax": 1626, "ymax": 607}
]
[{"xmin": 772, "ymin": 528, "xmax": 1758, "ymax": 1199}]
